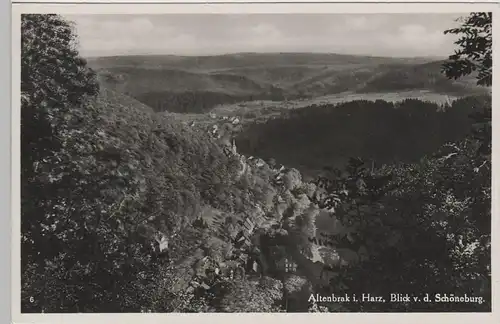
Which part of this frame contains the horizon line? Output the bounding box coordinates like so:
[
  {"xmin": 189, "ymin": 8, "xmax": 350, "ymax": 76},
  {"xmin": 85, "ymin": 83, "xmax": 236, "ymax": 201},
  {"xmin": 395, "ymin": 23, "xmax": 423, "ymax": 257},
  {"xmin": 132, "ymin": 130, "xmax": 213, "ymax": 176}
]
[{"xmin": 83, "ymin": 51, "xmax": 448, "ymax": 60}]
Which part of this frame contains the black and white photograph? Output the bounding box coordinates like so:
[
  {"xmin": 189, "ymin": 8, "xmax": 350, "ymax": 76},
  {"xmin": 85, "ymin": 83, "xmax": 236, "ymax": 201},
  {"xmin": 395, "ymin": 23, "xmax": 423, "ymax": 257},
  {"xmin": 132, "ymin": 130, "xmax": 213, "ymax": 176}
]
[{"xmin": 17, "ymin": 5, "xmax": 493, "ymax": 316}]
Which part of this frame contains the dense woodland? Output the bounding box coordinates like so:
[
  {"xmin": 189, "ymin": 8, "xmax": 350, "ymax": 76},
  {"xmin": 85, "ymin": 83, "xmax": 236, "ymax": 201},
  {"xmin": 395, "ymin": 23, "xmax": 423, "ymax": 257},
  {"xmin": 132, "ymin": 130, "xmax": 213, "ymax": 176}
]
[
  {"xmin": 90, "ymin": 45, "xmax": 487, "ymax": 115},
  {"xmin": 97, "ymin": 67, "xmax": 288, "ymax": 113},
  {"xmin": 135, "ymin": 89, "xmax": 286, "ymax": 114},
  {"xmin": 21, "ymin": 13, "xmax": 491, "ymax": 313},
  {"xmin": 359, "ymin": 61, "xmax": 478, "ymax": 95},
  {"xmin": 236, "ymin": 95, "xmax": 490, "ymax": 173}
]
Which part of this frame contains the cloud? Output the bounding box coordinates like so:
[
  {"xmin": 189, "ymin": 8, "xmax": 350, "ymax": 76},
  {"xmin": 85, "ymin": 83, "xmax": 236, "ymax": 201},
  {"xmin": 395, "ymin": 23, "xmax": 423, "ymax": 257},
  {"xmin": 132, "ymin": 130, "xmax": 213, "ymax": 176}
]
[
  {"xmin": 68, "ymin": 15, "xmax": 179, "ymax": 55},
  {"xmin": 345, "ymin": 16, "xmax": 370, "ymax": 30},
  {"xmin": 64, "ymin": 14, "xmax": 462, "ymax": 57},
  {"xmin": 128, "ymin": 17, "xmax": 155, "ymax": 34},
  {"xmin": 251, "ymin": 23, "xmax": 281, "ymax": 37},
  {"xmin": 243, "ymin": 23, "xmax": 284, "ymax": 49},
  {"xmin": 399, "ymin": 24, "xmax": 427, "ymax": 36},
  {"xmin": 377, "ymin": 23, "xmax": 455, "ymax": 56}
]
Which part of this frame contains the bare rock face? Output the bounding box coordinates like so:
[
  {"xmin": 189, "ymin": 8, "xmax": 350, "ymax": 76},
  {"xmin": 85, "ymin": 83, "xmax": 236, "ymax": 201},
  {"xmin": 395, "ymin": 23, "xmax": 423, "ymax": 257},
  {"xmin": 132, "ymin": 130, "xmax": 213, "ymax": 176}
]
[
  {"xmin": 300, "ymin": 182, "xmax": 317, "ymax": 198},
  {"xmin": 283, "ymin": 168, "xmax": 302, "ymax": 191},
  {"xmin": 292, "ymin": 193, "xmax": 312, "ymax": 218},
  {"xmin": 284, "ymin": 274, "xmax": 312, "ymax": 312},
  {"xmin": 284, "ymin": 274, "xmax": 310, "ymax": 295},
  {"xmin": 259, "ymin": 276, "xmax": 284, "ymax": 301},
  {"xmin": 156, "ymin": 233, "xmax": 169, "ymax": 252},
  {"xmin": 219, "ymin": 276, "xmax": 283, "ymax": 312}
]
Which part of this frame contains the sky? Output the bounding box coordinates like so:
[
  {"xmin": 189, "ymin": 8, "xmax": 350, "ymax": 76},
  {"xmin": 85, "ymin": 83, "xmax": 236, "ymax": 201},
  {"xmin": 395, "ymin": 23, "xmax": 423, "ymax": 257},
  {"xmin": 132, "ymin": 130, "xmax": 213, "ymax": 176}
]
[{"xmin": 64, "ymin": 13, "xmax": 467, "ymax": 58}]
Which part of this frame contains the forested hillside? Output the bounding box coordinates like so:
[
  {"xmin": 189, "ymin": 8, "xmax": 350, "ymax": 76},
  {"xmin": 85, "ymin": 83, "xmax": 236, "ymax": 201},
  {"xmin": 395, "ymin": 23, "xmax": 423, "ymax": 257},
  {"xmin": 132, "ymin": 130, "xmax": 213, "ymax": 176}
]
[
  {"xmin": 236, "ymin": 95, "xmax": 490, "ymax": 174},
  {"xmin": 359, "ymin": 60, "xmax": 484, "ymax": 94},
  {"xmin": 87, "ymin": 52, "xmax": 429, "ymax": 71},
  {"xmin": 89, "ymin": 52, "xmax": 487, "ymax": 114},
  {"xmin": 21, "ymin": 14, "xmax": 340, "ymax": 312},
  {"xmin": 21, "ymin": 13, "xmax": 491, "ymax": 313}
]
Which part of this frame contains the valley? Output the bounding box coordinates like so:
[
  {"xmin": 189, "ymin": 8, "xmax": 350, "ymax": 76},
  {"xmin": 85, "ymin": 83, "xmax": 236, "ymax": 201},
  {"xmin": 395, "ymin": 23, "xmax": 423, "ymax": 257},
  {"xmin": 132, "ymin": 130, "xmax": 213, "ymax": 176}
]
[
  {"xmin": 88, "ymin": 52, "xmax": 487, "ymax": 115},
  {"xmin": 87, "ymin": 52, "xmax": 491, "ymax": 274},
  {"xmin": 89, "ymin": 53, "xmax": 488, "ymax": 178},
  {"xmin": 21, "ymin": 11, "xmax": 492, "ymax": 314},
  {"xmin": 84, "ymin": 54, "xmax": 491, "ymax": 303}
]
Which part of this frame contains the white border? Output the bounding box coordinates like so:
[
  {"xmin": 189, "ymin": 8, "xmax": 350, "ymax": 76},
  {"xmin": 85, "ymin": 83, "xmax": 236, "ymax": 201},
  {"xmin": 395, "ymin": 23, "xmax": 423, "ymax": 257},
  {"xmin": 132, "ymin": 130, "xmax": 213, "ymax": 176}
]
[
  {"xmin": 11, "ymin": 2, "xmax": 500, "ymax": 324},
  {"xmin": 9, "ymin": 0, "xmax": 500, "ymax": 4},
  {"xmin": 10, "ymin": 2, "xmax": 500, "ymax": 13}
]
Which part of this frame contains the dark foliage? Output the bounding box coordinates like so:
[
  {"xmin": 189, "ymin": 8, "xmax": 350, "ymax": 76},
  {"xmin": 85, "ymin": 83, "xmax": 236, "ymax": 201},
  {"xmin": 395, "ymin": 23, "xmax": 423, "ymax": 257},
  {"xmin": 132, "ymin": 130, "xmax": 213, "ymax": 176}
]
[
  {"xmin": 20, "ymin": 14, "xmax": 283, "ymax": 312},
  {"xmin": 20, "ymin": 12, "xmax": 492, "ymax": 314},
  {"xmin": 316, "ymin": 137, "xmax": 491, "ymax": 311},
  {"xmin": 311, "ymin": 12, "xmax": 492, "ymax": 312},
  {"xmin": 442, "ymin": 12, "xmax": 492, "ymax": 87},
  {"xmin": 135, "ymin": 90, "xmax": 285, "ymax": 114},
  {"xmin": 90, "ymin": 52, "xmax": 485, "ymax": 113},
  {"xmin": 360, "ymin": 61, "xmax": 480, "ymax": 95},
  {"xmin": 236, "ymin": 95, "xmax": 490, "ymax": 174}
]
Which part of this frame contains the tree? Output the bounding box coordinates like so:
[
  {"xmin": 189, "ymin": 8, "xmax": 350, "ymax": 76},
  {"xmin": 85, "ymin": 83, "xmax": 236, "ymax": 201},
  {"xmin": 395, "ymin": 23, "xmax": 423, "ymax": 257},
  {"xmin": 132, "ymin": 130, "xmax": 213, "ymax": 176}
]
[
  {"xmin": 21, "ymin": 14, "xmax": 296, "ymax": 313},
  {"xmin": 21, "ymin": 14, "xmax": 168, "ymax": 313},
  {"xmin": 314, "ymin": 13, "xmax": 493, "ymax": 311},
  {"xmin": 311, "ymin": 139, "xmax": 489, "ymax": 311},
  {"xmin": 218, "ymin": 277, "xmax": 284, "ymax": 312},
  {"xmin": 442, "ymin": 12, "xmax": 492, "ymax": 87},
  {"xmin": 442, "ymin": 12, "xmax": 492, "ymax": 164},
  {"xmin": 21, "ymin": 14, "xmax": 101, "ymax": 312}
]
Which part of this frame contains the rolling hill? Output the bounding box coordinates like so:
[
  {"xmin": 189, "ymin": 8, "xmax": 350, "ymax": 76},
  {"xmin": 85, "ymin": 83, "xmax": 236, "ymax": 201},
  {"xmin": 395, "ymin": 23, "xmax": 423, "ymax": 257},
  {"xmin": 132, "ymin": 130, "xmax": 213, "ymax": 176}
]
[
  {"xmin": 87, "ymin": 53, "xmax": 487, "ymax": 114},
  {"xmin": 235, "ymin": 95, "xmax": 491, "ymax": 176},
  {"xmin": 23, "ymin": 14, "xmax": 492, "ymax": 314},
  {"xmin": 87, "ymin": 52, "xmax": 431, "ymax": 71}
]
